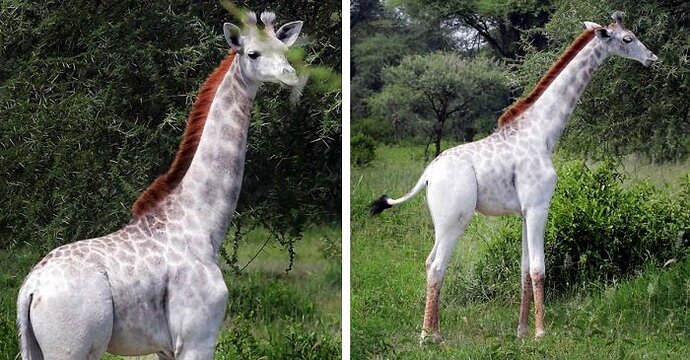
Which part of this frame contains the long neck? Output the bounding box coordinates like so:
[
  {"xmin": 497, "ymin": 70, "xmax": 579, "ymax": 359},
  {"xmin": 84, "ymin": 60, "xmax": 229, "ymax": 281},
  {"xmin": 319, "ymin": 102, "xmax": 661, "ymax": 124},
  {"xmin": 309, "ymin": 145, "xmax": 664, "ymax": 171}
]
[
  {"xmin": 517, "ymin": 38, "xmax": 608, "ymax": 151},
  {"xmin": 173, "ymin": 60, "xmax": 258, "ymax": 256}
]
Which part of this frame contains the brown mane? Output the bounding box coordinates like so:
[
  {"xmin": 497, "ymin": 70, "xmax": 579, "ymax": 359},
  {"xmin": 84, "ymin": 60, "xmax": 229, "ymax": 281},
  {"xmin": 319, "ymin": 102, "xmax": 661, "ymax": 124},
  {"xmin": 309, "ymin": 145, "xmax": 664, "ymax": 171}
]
[
  {"xmin": 132, "ymin": 52, "xmax": 236, "ymax": 217},
  {"xmin": 498, "ymin": 29, "xmax": 596, "ymax": 127}
]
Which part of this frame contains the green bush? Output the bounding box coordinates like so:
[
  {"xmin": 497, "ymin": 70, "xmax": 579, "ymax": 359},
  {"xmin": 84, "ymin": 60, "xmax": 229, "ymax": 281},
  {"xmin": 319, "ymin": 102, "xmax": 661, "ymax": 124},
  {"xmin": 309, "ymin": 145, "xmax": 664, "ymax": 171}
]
[
  {"xmin": 458, "ymin": 161, "xmax": 690, "ymax": 302},
  {"xmin": 0, "ymin": 0, "xmax": 341, "ymax": 251},
  {"xmin": 352, "ymin": 118, "xmax": 395, "ymax": 144},
  {"xmin": 351, "ymin": 133, "xmax": 377, "ymax": 167},
  {"xmin": 215, "ymin": 315, "xmax": 340, "ymax": 359}
]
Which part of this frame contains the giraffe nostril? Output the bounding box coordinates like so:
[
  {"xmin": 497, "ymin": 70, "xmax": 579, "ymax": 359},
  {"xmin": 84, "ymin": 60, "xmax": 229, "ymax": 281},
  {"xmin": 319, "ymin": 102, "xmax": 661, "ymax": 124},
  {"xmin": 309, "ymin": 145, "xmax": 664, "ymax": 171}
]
[{"xmin": 283, "ymin": 67, "xmax": 295, "ymax": 74}]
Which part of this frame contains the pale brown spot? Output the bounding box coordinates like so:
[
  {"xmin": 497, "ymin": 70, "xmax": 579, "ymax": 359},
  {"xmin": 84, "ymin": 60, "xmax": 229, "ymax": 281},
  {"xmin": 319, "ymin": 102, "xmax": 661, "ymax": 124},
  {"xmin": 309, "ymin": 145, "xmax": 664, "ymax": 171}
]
[{"xmin": 31, "ymin": 295, "xmax": 41, "ymax": 308}]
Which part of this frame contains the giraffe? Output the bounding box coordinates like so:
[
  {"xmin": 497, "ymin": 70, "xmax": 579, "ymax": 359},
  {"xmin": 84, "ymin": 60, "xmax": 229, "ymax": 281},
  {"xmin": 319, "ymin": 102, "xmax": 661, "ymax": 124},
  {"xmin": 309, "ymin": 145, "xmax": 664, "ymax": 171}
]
[
  {"xmin": 16, "ymin": 11, "xmax": 303, "ymax": 360},
  {"xmin": 370, "ymin": 11, "xmax": 657, "ymax": 343}
]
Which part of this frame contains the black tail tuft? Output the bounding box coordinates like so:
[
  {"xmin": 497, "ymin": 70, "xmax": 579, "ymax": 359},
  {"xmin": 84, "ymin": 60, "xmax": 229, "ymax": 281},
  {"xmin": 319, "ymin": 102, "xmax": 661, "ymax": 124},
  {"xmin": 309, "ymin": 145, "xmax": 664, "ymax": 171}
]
[{"xmin": 369, "ymin": 195, "xmax": 392, "ymax": 216}]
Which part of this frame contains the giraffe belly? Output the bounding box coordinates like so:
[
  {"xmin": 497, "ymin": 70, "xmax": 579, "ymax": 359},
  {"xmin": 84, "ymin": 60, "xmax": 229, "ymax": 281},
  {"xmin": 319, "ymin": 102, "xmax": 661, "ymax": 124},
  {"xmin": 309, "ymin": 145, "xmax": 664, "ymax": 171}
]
[
  {"xmin": 106, "ymin": 281, "xmax": 173, "ymax": 355},
  {"xmin": 475, "ymin": 179, "xmax": 521, "ymax": 216}
]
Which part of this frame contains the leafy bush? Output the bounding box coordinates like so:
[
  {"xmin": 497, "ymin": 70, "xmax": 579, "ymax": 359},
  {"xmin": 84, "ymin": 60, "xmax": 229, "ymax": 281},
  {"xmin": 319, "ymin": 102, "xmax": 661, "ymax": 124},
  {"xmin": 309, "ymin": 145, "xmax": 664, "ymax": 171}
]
[
  {"xmin": 458, "ymin": 161, "xmax": 690, "ymax": 302},
  {"xmin": 351, "ymin": 133, "xmax": 377, "ymax": 167},
  {"xmin": 215, "ymin": 315, "xmax": 340, "ymax": 360},
  {"xmin": 0, "ymin": 0, "xmax": 341, "ymax": 252},
  {"xmin": 352, "ymin": 117, "xmax": 395, "ymax": 144}
]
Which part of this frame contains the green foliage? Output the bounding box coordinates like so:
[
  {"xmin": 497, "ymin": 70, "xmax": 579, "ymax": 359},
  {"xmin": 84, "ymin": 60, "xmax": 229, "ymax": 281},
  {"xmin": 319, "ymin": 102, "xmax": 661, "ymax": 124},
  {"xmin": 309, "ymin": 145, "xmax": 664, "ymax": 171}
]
[
  {"xmin": 370, "ymin": 53, "xmax": 510, "ymax": 156},
  {"xmin": 227, "ymin": 275, "xmax": 315, "ymax": 322},
  {"xmin": 352, "ymin": 117, "xmax": 396, "ymax": 144},
  {"xmin": 215, "ymin": 315, "xmax": 340, "ymax": 360},
  {"xmin": 462, "ymin": 160, "xmax": 690, "ymax": 302},
  {"xmin": 0, "ymin": 0, "xmax": 341, "ymax": 252},
  {"xmin": 351, "ymin": 133, "xmax": 377, "ymax": 167},
  {"xmin": 390, "ymin": 0, "xmax": 556, "ymax": 59}
]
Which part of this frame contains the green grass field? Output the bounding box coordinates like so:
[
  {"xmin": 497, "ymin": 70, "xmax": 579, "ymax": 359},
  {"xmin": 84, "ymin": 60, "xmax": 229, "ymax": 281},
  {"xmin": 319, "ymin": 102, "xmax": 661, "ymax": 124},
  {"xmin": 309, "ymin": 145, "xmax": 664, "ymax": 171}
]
[
  {"xmin": 0, "ymin": 225, "xmax": 341, "ymax": 359},
  {"xmin": 351, "ymin": 144, "xmax": 690, "ymax": 359}
]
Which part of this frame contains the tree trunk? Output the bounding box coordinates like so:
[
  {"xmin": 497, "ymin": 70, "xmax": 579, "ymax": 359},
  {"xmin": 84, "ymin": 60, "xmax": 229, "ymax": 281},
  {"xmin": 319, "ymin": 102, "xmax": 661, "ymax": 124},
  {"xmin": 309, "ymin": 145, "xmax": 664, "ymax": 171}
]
[
  {"xmin": 433, "ymin": 104, "xmax": 448, "ymax": 158},
  {"xmin": 434, "ymin": 114, "xmax": 446, "ymax": 157}
]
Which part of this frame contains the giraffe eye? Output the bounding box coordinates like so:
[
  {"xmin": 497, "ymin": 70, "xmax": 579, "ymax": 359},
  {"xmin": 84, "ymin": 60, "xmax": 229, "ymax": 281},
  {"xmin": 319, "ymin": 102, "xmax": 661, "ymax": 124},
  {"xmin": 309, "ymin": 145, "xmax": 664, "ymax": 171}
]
[
  {"xmin": 623, "ymin": 36, "xmax": 633, "ymax": 44},
  {"xmin": 248, "ymin": 51, "xmax": 261, "ymax": 59}
]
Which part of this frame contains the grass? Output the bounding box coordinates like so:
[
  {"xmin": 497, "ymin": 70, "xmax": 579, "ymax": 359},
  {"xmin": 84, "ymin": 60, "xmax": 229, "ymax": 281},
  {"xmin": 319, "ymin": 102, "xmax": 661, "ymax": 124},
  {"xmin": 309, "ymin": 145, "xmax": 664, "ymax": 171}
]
[
  {"xmin": 0, "ymin": 224, "xmax": 340, "ymax": 360},
  {"xmin": 351, "ymin": 144, "xmax": 690, "ymax": 359}
]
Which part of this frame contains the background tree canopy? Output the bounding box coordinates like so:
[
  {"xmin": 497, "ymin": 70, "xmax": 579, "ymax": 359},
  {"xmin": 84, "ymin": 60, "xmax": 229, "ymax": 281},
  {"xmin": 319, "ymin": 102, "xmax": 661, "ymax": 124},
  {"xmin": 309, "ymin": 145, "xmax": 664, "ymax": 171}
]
[
  {"xmin": 0, "ymin": 0, "xmax": 341, "ymax": 260},
  {"xmin": 369, "ymin": 53, "xmax": 510, "ymax": 157},
  {"xmin": 351, "ymin": 0, "xmax": 689, "ymax": 163}
]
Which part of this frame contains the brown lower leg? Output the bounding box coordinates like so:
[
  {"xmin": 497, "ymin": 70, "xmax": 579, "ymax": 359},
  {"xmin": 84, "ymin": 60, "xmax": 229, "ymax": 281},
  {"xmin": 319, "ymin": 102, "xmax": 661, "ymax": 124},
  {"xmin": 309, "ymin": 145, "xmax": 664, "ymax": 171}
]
[
  {"xmin": 531, "ymin": 273, "xmax": 545, "ymax": 335},
  {"xmin": 518, "ymin": 275, "xmax": 532, "ymax": 336},
  {"xmin": 422, "ymin": 283, "xmax": 441, "ymax": 334}
]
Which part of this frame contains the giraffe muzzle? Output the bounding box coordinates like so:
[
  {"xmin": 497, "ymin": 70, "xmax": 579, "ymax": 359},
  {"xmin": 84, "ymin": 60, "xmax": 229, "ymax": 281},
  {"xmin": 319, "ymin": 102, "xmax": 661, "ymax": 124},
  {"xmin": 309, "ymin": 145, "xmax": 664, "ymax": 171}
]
[
  {"xmin": 279, "ymin": 67, "xmax": 299, "ymax": 86},
  {"xmin": 643, "ymin": 53, "xmax": 658, "ymax": 67}
]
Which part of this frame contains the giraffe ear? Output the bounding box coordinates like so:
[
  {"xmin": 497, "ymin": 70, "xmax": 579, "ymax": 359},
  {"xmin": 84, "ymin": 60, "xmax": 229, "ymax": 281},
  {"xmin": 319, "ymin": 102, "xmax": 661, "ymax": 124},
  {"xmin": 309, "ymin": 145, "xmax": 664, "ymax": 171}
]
[
  {"xmin": 276, "ymin": 21, "xmax": 303, "ymax": 46},
  {"xmin": 594, "ymin": 27, "xmax": 611, "ymax": 40},
  {"xmin": 223, "ymin": 23, "xmax": 243, "ymax": 50},
  {"xmin": 583, "ymin": 21, "xmax": 601, "ymax": 30}
]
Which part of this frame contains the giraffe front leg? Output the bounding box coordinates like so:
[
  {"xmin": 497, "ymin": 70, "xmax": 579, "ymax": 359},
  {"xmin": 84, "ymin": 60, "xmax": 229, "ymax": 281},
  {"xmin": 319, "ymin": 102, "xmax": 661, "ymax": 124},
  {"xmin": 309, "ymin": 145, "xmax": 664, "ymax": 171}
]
[
  {"xmin": 168, "ymin": 265, "xmax": 229, "ymax": 359},
  {"xmin": 517, "ymin": 220, "xmax": 532, "ymax": 339},
  {"xmin": 525, "ymin": 206, "xmax": 549, "ymax": 339},
  {"xmin": 531, "ymin": 270, "xmax": 545, "ymax": 338}
]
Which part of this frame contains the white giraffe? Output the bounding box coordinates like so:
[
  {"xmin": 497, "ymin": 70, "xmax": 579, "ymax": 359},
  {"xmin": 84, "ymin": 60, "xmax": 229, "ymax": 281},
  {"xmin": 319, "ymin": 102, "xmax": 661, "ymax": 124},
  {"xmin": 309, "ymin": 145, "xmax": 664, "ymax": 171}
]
[
  {"xmin": 370, "ymin": 11, "xmax": 657, "ymax": 343},
  {"xmin": 17, "ymin": 11, "xmax": 303, "ymax": 360}
]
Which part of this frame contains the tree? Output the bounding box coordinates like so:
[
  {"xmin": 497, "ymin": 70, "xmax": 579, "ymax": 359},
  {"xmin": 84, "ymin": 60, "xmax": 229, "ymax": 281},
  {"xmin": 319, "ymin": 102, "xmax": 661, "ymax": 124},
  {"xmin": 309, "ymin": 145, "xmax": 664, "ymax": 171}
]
[
  {"xmin": 390, "ymin": 0, "xmax": 556, "ymax": 60},
  {"xmin": 0, "ymin": 0, "xmax": 341, "ymax": 256},
  {"xmin": 370, "ymin": 53, "xmax": 510, "ymax": 158}
]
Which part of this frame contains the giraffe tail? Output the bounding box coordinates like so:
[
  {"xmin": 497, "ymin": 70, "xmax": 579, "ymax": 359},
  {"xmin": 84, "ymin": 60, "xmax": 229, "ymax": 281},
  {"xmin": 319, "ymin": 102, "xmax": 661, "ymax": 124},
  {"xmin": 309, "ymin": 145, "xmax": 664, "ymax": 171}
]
[
  {"xmin": 17, "ymin": 287, "xmax": 44, "ymax": 360},
  {"xmin": 370, "ymin": 170, "xmax": 428, "ymax": 216}
]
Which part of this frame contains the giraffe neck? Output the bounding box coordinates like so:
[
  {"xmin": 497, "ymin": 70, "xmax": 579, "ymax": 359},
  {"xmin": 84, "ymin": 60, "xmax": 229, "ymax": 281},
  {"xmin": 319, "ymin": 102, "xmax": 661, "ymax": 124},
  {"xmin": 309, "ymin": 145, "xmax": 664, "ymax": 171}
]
[
  {"xmin": 518, "ymin": 39, "xmax": 608, "ymax": 152},
  {"xmin": 171, "ymin": 59, "xmax": 258, "ymax": 257}
]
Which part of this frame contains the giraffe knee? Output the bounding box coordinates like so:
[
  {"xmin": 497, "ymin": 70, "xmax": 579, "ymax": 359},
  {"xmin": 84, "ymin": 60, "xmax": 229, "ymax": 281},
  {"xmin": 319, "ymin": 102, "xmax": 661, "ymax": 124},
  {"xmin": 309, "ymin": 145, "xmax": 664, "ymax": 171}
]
[
  {"xmin": 426, "ymin": 263, "xmax": 446, "ymax": 285},
  {"xmin": 530, "ymin": 269, "xmax": 544, "ymax": 284},
  {"xmin": 425, "ymin": 257, "xmax": 433, "ymax": 272}
]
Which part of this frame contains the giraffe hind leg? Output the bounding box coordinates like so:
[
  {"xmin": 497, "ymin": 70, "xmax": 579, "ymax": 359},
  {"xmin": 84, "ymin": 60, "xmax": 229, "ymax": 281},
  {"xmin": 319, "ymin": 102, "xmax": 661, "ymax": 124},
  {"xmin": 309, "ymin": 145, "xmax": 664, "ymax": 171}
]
[
  {"xmin": 29, "ymin": 272, "xmax": 113, "ymax": 360},
  {"xmin": 421, "ymin": 163, "xmax": 477, "ymax": 345}
]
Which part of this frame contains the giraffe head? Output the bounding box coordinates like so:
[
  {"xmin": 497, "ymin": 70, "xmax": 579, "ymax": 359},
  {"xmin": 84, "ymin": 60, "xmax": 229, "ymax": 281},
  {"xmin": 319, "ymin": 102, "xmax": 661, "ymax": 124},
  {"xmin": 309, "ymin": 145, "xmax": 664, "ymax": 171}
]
[
  {"xmin": 584, "ymin": 11, "xmax": 658, "ymax": 67},
  {"xmin": 223, "ymin": 11, "xmax": 303, "ymax": 86}
]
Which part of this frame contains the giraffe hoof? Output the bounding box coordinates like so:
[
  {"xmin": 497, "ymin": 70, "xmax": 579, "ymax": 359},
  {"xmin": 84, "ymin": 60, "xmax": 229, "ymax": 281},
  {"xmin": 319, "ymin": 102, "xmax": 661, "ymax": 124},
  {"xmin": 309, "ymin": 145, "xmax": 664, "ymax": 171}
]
[
  {"xmin": 419, "ymin": 330, "xmax": 444, "ymax": 345},
  {"xmin": 535, "ymin": 329, "xmax": 546, "ymax": 339}
]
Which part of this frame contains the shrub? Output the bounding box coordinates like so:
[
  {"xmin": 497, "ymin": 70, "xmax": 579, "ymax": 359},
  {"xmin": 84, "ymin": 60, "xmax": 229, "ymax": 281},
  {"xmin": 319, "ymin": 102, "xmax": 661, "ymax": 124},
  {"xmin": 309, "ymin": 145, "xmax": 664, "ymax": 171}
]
[
  {"xmin": 458, "ymin": 161, "xmax": 690, "ymax": 302},
  {"xmin": 352, "ymin": 118, "xmax": 395, "ymax": 144},
  {"xmin": 215, "ymin": 315, "xmax": 340, "ymax": 359},
  {"xmin": 351, "ymin": 133, "xmax": 377, "ymax": 167}
]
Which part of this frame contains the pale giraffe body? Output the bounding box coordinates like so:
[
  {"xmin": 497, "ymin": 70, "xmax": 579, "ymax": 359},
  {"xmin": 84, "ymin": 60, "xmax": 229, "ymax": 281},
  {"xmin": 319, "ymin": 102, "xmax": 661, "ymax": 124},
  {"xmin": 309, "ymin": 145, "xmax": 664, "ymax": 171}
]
[
  {"xmin": 18, "ymin": 11, "xmax": 303, "ymax": 360},
  {"xmin": 370, "ymin": 11, "xmax": 657, "ymax": 343}
]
